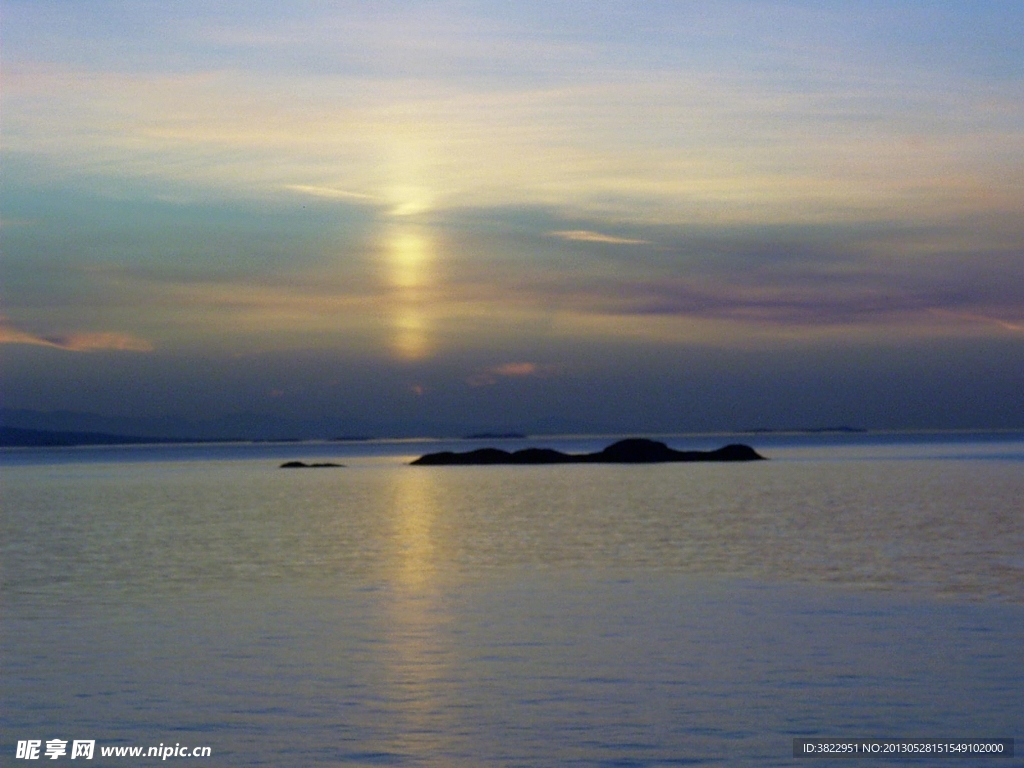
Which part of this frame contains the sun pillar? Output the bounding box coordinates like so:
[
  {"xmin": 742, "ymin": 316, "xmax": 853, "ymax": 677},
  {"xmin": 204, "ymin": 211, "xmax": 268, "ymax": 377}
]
[{"xmin": 384, "ymin": 224, "xmax": 435, "ymax": 361}]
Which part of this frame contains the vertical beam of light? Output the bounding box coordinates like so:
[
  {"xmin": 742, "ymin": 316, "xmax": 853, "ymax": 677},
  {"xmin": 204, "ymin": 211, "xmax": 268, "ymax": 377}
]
[
  {"xmin": 384, "ymin": 224, "xmax": 435, "ymax": 361},
  {"xmin": 377, "ymin": 129, "xmax": 441, "ymax": 361}
]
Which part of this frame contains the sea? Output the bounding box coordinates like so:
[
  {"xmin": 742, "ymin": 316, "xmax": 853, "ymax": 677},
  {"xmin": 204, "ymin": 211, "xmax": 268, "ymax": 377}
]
[{"xmin": 1, "ymin": 431, "xmax": 1022, "ymax": 767}]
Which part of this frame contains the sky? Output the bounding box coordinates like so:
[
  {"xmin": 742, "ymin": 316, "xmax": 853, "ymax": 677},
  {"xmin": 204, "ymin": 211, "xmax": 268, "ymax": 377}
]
[{"xmin": 1, "ymin": 1, "xmax": 1022, "ymax": 437}]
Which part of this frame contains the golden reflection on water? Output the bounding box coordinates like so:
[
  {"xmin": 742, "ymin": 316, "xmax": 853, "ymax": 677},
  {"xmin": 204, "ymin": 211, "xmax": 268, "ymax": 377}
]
[
  {"xmin": 383, "ymin": 224, "xmax": 435, "ymax": 361},
  {"xmin": 389, "ymin": 466, "xmax": 439, "ymax": 588},
  {"xmin": 382, "ymin": 466, "xmax": 455, "ymax": 759}
]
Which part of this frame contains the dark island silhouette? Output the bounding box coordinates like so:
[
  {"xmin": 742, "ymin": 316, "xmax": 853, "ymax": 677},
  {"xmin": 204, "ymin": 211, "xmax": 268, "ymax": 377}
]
[
  {"xmin": 279, "ymin": 461, "xmax": 344, "ymax": 468},
  {"xmin": 410, "ymin": 438, "xmax": 765, "ymax": 465}
]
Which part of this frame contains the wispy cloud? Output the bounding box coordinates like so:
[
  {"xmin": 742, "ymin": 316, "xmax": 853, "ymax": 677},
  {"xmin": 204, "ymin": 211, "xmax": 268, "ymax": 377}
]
[
  {"xmin": 0, "ymin": 320, "xmax": 153, "ymax": 352},
  {"xmin": 7, "ymin": 49, "xmax": 1021, "ymax": 225},
  {"xmin": 928, "ymin": 309, "xmax": 1024, "ymax": 333},
  {"xmin": 283, "ymin": 184, "xmax": 378, "ymax": 202},
  {"xmin": 5, "ymin": 2, "xmax": 1023, "ymax": 359},
  {"xmin": 549, "ymin": 230, "xmax": 651, "ymax": 245}
]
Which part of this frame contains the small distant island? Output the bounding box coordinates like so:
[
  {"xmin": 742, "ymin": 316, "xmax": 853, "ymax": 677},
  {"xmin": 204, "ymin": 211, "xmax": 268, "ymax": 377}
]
[
  {"xmin": 279, "ymin": 461, "xmax": 344, "ymax": 468},
  {"xmin": 410, "ymin": 438, "xmax": 765, "ymax": 465},
  {"xmin": 743, "ymin": 426, "xmax": 866, "ymax": 434}
]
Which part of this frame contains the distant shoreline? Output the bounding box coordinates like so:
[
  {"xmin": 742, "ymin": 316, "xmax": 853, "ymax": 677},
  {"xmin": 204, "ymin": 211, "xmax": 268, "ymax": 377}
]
[
  {"xmin": 3, "ymin": 425, "xmax": 1022, "ymax": 449},
  {"xmin": 0, "ymin": 427, "xmax": 188, "ymax": 448}
]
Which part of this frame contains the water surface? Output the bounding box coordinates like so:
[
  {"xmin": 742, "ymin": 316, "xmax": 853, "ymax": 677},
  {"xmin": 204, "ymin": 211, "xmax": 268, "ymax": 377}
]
[{"xmin": 2, "ymin": 434, "xmax": 1022, "ymax": 766}]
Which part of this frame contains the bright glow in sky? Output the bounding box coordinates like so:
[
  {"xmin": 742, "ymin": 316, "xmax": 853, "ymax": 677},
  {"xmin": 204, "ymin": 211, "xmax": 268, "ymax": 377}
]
[{"xmin": 1, "ymin": 1, "xmax": 1022, "ymax": 435}]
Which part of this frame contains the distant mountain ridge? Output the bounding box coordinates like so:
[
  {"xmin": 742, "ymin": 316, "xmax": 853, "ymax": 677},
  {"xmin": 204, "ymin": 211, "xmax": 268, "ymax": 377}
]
[
  {"xmin": 0, "ymin": 426, "xmax": 178, "ymax": 447},
  {"xmin": 0, "ymin": 408, "xmax": 605, "ymax": 441}
]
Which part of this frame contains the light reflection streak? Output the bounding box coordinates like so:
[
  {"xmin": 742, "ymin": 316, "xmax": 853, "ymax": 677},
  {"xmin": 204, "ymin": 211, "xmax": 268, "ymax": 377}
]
[
  {"xmin": 390, "ymin": 466, "xmax": 438, "ymax": 589},
  {"xmin": 380, "ymin": 467, "xmax": 455, "ymax": 759}
]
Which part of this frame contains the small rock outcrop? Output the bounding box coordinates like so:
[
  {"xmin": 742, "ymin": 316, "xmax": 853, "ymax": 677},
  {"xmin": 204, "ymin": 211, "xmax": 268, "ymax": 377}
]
[{"xmin": 279, "ymin": 461, "xmax": 344, "ymax": 468}]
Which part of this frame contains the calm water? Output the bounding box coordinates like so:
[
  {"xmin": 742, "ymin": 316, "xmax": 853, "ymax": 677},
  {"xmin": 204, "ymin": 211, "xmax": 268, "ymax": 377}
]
[{"xmin": 2, "ymin": 434, "xmax": 1022, "ymax": 766}]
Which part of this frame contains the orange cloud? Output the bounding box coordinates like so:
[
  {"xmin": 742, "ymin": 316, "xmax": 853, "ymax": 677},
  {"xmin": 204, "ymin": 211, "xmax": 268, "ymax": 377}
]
[
  {"xmin": 467, "ymin": 361, "xmax": 552, "ymax": 386},
  {"xmin": 0, "ymin": 321, "xmax": 153, "ymax": 352},
  {"xmin": 491, "ymin": 362, "xmax": 539, "ymax": 376}
]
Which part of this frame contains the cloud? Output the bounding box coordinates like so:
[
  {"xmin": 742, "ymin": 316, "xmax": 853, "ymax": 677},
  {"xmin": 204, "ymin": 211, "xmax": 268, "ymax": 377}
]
[
  {"xmin": 549, "ymin": 230, "xmax": 651, "ymax": 245},
  {"xmin": 552, "ymin": 277, "xmax": 1003, "ymax": 329},
  {"xmin": 467, "ymin": 361, "xmax": 553, "ymax": 386},
  {"xmin": 435, "ymin": 211, "xmax": 1024, "ymax": 339},
  {"xmin": 9, "ymin": 44, "xmax": 1021, "ymax": 228},
  {"xmin": 0, "ymin": 321, "xmax": 153, "ymax": 352},
  {"xmin": 492, "ymin": 362, "xmax": 540, "ymax": 376},
  {"xmin": 283, "ymin": 184, "xmax": 378, "ymax": 202},
  {"xmin": 927, "ymin": 309, "xmax": 1024, "ymax": 333}
]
